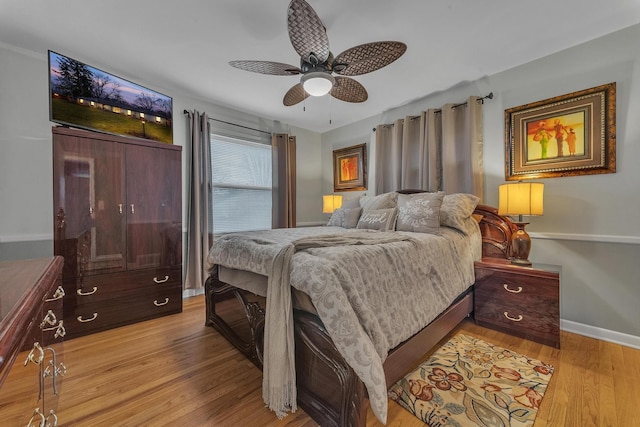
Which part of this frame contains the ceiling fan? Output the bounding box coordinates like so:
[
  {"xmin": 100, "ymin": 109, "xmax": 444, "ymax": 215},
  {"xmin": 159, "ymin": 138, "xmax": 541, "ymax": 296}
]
[{"xmin": 229, "ymin": 0, "xmax": 407, "ymax": 106}]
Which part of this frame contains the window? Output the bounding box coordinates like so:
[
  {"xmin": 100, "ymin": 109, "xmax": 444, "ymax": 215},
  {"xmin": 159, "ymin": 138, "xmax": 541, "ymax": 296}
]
[{"xmin": 210, "ymin": 134, "xmax": 272, "ymax": 234}]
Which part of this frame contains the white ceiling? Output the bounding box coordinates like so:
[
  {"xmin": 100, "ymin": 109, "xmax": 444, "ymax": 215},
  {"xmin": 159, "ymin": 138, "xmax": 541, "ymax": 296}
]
[{"xmin": 2, "ymin": 0, "xmax": 640, "ymax": 133}]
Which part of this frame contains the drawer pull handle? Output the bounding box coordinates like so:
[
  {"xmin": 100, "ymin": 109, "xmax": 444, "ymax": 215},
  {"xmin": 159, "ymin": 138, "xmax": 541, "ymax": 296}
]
[
  {"xmin": 504, "ymin": 312, "xmax": 523, "ymax": 322},
  {"xmin": 153, "ymin": 275, "xmax": 169, "ymax": 284},
  {"xmin": 24, "ymin": 342, "xmax": 45, "ymax": 366},
  {"xmin": 45, "ymin": 286, "xmax": 66, "ymax": 301},
  {"xmin": 77, "ymin": 313, "xmax": 98, "ymax": 323},
  {"xmin": 54, "ymin": 321, "xmax": 66, "ymax": 338},
  {"xmin": 27, "ymin": 408, "xmax": 46, "ymax": 427},
  {"xmin": 503, "ymin": 284, "xmax": 523, "ymax": 293},
  {"xmin": 43, "ymin": 347, "xmax": 62, "ymax": 396},
  {"xmin": 154, "ymin": 298, "xmax": 169, "ymax": 307},
  {"xmin": 42, "ymin": 320, "xmax": 66, "ymax": 339},
  {"xmin": 46, "ymin": 409, "xmax": 58, "ymax": 427},
  {"xmin": 77, "ymin": 286, "xmax": 98, "ymax": 296},
  {"xmin": 40, "ymin": 310, "xmax": 57, "ymax": 328}
]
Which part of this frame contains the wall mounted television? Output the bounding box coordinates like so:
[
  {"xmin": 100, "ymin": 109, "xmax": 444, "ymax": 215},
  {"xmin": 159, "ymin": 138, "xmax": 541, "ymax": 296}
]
[{"xmin": 48, "ymin": 50, "xmax": 173, "ymax": 144}]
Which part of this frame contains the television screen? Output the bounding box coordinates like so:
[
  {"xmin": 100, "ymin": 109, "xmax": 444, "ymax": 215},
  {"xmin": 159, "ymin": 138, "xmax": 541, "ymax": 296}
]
[{"xmin": 48, "ymin": 50, "xmax": 173, "ymax": 144}]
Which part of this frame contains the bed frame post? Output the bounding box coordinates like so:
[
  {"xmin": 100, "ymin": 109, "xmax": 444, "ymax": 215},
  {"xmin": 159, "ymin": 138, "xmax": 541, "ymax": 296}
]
[
  {"xmin": 294, "ymin": 309, "xmax": 368, "ymax": 427},
  {"xmin": 205, "ymin": 266, "xmax": 265, "ymax": 368}
]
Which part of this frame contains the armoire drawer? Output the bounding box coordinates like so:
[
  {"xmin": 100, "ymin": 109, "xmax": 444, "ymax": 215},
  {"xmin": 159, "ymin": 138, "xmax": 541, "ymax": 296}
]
[
  {"xmin": 64, "ymin": 284, "xmax": 182, "ymax": 338},
  {"xmin": 65, "ymin": 267, "xmax": 181, "ymax": 305}
]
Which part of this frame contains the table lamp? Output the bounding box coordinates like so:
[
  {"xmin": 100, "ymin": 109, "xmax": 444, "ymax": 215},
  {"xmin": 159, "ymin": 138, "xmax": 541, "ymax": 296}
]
[
  {"xmin": 322, "ymin": 195, "xmax": 343, "ymax": 214},
  {"xmin": 498, "ymin": 182, "xmax": 544, "ymax": 266}
]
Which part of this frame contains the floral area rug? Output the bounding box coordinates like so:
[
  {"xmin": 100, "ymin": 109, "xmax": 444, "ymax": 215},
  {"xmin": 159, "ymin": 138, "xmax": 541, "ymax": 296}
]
[{"xmin": 388, "ymin": 334, "xmax": 554, "ymax": 427}]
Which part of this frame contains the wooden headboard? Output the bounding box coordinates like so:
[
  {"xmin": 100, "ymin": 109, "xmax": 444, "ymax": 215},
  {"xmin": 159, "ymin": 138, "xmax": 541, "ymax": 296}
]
[{"xmin": 473, "ymin": 204, "xmax": 517, "ymax": 259}]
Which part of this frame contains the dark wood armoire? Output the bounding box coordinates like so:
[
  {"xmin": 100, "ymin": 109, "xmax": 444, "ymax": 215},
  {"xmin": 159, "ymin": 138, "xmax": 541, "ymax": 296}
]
[{"xmin": 52, "ymin": 126, "xmax": 182, "ymax": 339}]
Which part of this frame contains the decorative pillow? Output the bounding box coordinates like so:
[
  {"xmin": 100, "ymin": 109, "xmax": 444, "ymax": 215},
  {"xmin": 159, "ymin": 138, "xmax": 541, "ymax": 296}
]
[
  {"xmin": 440, "ymin": 193, "xmax": 480, "ymax": 233},
  {"xmin": 359, "ymin": 192, "xmax": 398, "ymax": 211},
  {"xmin": 396, "ymin": 191, "xmax": 444, "ymax": 234},
  {"xmin": 341, "ymin": 197, "xmax": 361, "ymax": 209},
  {"xmin": 327, "ymin": 207, "xmax": 362, "ymax": 229},
  {"xmin": 356, "ymin": 208, "xmax": 398, "ymax": 231}
]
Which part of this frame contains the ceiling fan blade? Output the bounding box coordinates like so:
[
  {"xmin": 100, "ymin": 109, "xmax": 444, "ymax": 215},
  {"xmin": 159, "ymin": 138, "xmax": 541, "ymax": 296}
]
[
  {"xmin": 331, "ymin": 77, "xmax": 368, "ymax": 103},
  {"xmin": 283, "ymin": 83, "xmax": 309, "ymax": 106},
  {"xmin": 287, "ymin": 0, "xmax": 330, "ymax": 64},
  {"xmin": 229, "ymin": 60, "xmax": 301, "ymax": 76},
  {"xmin": 333, "ymin": 41, "xmax": 407, "ymax": 76}
]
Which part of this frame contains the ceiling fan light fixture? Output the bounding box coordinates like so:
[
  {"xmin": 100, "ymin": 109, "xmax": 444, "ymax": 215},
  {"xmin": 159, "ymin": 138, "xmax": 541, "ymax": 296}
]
[{"xmin": 301, "ymin": 72, "xmax": 335, "ymax": 96}]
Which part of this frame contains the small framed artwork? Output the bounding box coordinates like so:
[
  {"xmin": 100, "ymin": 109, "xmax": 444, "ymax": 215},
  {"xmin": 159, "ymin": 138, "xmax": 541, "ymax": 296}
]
[
  {"xmin": 333, "ymin": 143, "xmax": 367, "ymax": 191},
  {"xmin": 504, "ymin": 82, "xmax": 616, "ymax": 180}
]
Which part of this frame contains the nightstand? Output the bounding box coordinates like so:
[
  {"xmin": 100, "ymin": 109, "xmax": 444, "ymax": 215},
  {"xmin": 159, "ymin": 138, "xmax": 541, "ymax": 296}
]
[{"xmin": 474, "ymin": 257, "xmax": 560, "ymax": 348}]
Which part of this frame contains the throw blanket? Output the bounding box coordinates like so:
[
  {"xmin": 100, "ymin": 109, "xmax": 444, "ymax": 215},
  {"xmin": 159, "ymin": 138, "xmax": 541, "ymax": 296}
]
[
  {"xmin": 208, "ymin": 223, "xmax": 481, "ymax": 424},
  {"xmin": 263, "ymin": 231, "xmax": 417, "ymax": 419}
]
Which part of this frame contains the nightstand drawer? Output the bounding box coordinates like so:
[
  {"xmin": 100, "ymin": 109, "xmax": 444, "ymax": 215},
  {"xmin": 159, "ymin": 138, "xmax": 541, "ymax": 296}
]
[
  {"xmin": 475, "ymin": 270, "xmax": 558, "ymax": 302},
  {"xmin": 475, "ymin": 294, "xmax": 559, "ymax": 337}
]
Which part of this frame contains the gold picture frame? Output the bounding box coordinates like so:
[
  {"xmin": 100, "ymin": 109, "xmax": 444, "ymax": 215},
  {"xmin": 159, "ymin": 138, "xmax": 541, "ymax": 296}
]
[
  {"xmin": 333, "ymin": 143, "xmax": 367, "ymax": 191},
  {"xmin": 504, "ymin": 82, "xmax": 616, "ymax": 180}
]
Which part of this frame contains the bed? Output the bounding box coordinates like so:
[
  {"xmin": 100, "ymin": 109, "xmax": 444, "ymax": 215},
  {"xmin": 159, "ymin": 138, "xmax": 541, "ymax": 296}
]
[{"xmin": 203, "ymin": 190, "xmax": 517, "ymax": 426}]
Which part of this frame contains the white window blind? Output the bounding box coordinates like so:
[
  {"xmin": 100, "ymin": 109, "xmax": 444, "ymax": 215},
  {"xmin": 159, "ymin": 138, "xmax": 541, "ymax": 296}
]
[{"xmin": 211, "ymin": 134, "xmax": 272, "ymax": 234}]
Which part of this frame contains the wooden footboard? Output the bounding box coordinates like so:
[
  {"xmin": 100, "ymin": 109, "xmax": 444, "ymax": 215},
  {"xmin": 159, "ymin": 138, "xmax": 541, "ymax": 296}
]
[{"xmin": 205, "ymin": 267, "xmax": 474, "ymax": 427}]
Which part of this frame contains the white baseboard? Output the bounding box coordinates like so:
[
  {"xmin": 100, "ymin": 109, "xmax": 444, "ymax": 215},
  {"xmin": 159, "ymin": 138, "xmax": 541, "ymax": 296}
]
[{"xmin": 561, "ymin": 319, "xmax": 640, "ymax": 349}]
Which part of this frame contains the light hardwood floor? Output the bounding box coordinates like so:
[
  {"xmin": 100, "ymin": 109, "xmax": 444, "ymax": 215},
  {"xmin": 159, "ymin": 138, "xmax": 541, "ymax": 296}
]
[{"xmin": 40, "ymin": 296, "xmax": 640, "ymax": 426}]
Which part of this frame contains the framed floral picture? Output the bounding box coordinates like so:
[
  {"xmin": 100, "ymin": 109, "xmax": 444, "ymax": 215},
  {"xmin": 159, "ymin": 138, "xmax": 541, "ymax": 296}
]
[
  {"xmin": 333, "ymin": 143, "xmax": 367, "ymax": 191},
  {"xmin": 504, "ymin": 83, "xmax": 616, "ymax": 180}
]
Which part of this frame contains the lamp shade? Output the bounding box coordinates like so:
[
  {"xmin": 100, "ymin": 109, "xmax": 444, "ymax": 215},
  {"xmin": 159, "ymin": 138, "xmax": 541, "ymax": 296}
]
[
  {"xmin": 498, "ymin": 182, "xmax": 544, "ymax": 216},
  {"xmin": 322, "ymin": 195, "xmax": 343, "ymax": 214}
]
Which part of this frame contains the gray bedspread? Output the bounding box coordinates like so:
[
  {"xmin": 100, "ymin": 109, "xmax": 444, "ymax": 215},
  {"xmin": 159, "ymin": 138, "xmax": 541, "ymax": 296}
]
[{"xmin": 206, "ymin": 220, "xmax": 481, "ymax": 424}]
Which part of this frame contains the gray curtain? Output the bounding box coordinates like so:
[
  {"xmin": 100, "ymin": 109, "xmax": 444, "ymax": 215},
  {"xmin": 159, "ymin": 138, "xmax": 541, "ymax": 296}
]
[
  {"xmin": 184, "ymin": 110, "xmax": 212, "ymax": 290},
  {"xmin": 375, "ymin": 96, "xmax": 484, "ymax": 199},
  {"xmin": 272, "ymin": 134, "xmax": 296, "ymax": 228}
]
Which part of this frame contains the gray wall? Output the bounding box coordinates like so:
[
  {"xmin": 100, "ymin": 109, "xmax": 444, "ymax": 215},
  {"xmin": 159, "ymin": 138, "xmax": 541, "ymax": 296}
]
[
  {"xmin": 321, "ymin": 24, "xmax": 640, "ymax": 342},
  {"xmin": 0, "ymin": 43, "xmax": 322, "ymax": 259}
]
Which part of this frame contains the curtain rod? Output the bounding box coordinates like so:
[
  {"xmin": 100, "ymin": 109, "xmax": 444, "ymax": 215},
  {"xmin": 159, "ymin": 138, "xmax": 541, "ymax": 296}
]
[
  {"xmin": 183, "ymin": 109, "xmax": 271, "ymax": 136},
  {"xmin": 372, "ymin": 92, "xmax": 493, "ymax": 132}
]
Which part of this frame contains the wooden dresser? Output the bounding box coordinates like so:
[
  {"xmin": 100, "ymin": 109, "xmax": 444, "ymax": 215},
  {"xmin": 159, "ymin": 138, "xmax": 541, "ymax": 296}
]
[
  {"xmin": 52, "ymin": 126, "xmax": 182, "ymax": 339},
  {"xmin": 474, "ymin": 257, "xmax": 561, "ymax": 348},
  {"xmin": 0, "ymin": 257, "xmax": 66, "ymax": 426}
]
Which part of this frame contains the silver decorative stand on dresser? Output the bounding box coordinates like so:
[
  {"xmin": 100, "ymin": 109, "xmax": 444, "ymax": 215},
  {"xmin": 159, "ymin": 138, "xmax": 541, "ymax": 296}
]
[{"xmin": 0, "ymin": 256, "xmax": 66, "ymax": 426}]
